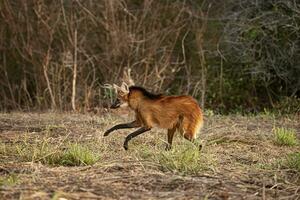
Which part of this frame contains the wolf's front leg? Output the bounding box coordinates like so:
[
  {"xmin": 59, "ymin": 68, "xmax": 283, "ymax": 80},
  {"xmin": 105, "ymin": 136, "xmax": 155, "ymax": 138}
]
[
  {"xmin": 123, "ymin": 127, "xmax": 151, "ymax": 150},
  {"xmin": 104, "ymin": 120, "xmax": 140, "ymax": 136}
]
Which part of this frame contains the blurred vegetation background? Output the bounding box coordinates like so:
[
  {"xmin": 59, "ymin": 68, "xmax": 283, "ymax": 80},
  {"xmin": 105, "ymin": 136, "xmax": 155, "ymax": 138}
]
[{"xmin": 0, "ymin": 0, "xmax": 299, "ymax": 113}]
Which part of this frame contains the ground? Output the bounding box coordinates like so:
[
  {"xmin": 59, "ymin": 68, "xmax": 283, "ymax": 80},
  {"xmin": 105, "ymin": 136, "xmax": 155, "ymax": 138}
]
[{"xmin": 0, "ymin": 111, "xmax": 299, "ymax": 200}]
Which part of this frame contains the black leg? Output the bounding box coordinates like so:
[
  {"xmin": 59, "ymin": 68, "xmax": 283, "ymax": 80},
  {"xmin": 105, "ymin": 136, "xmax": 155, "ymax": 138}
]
[
  {"xmin": 166, "ymin": 127, "xmax": 176, "ymax": 151},
  {"xmin": 183, "ymin": 133, "xmax": 202, "ymax": 151},
  {"xmin": 123, "ymin": 127, "xmax": 151, "ymax": 150},
  {"xmin": 104, "ymin": 121, "xmax": 140, "ymax": 136},
  {"xmin": 198, "ymin": 143, "xmax": 203, "ymax": 151}
]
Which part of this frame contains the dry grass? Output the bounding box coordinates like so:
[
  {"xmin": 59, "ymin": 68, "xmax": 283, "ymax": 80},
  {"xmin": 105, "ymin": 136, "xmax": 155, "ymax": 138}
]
[
  {"xmin": 0, "ymin": 112, "xmax": 299, "ymax": 199},
  {"xmin": 284, "ymin": 153, "xmax": 300, "ymax": 172}
]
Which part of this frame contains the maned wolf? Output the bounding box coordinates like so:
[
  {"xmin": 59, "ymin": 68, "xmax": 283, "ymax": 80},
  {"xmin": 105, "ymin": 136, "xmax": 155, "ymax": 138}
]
[{"xmin": 104, "ymin": 83, "xmax": 203, "ymax": 150}]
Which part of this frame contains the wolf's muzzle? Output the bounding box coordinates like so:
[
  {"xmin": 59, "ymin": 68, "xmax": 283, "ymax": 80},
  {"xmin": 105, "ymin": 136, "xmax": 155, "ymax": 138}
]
[{"xmin": 110, "ymin": 98, "xmax": 121, "ymax": 109}]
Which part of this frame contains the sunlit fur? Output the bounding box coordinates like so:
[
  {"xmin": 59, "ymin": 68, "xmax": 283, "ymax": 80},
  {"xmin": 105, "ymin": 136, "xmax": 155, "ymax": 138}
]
[{"xmin": 118, "ymin": 86, "xmax": 203, "ymax": 140}]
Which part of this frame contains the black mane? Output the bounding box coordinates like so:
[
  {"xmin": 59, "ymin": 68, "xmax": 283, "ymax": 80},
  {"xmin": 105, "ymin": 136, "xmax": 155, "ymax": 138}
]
[{"xmin": 129, "ymin": 86, "xmax": 162, "ymax": 100}]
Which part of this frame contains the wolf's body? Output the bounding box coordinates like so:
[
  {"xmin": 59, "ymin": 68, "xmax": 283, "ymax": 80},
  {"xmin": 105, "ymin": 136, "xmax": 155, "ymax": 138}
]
[{"xmin": 104, "ymin": 85, "xmax": 203, "ymax": 150}]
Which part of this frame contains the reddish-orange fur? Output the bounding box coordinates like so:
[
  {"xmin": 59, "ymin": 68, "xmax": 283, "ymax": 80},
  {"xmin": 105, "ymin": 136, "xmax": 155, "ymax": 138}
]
[
  {"xmin": 104, "ymin": 86, "xmax": 203, "ymax": 150},
  {"xmin": 128, "ymin": 90, "xmax": 203, "ymax": 139}
]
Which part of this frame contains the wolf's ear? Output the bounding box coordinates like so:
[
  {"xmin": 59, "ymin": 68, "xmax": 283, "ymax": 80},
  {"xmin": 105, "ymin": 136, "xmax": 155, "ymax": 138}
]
[
  {"xmin": 113, "ymin": 83, "xmax": 129, "ymax": 95},
  {"xmin": 120, "ymin": 82, "xmax": 129, "ymax": 93},
  {"xmin": 113, "ymin": 84, "xmax": 121, "ymax": 93}
]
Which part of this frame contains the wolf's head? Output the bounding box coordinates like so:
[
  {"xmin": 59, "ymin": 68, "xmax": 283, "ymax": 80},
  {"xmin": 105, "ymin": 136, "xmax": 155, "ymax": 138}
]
[{"xmin": 111, "ymin": 82, "xmax": 130, "ymax": 109}]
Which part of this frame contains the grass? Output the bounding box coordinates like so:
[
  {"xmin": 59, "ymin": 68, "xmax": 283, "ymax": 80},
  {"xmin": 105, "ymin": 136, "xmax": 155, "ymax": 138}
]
[
  {"xmin": 59, "ymin": 143, "xmax": 100, "ymax": 166},
  {"xmin": 285, "ymin": 152, "xmax": 300, "ymax": 172},
  {"xmin": 273, "ymin": 127, "xmax": 298, "ymax": 146},
  {"xmin": 0, "ymin": 174, "xmax": 19, "ymax": 187},
  {"xmin": 0, "ymin": 112, "xmax": 300, "ymax": 199},
  {"xmin": 15, "ymin": 139, "xmax": 100, "ymax": 166},
  {"xmin": 138, "ymin": 142, "xmax": 216, "ymax": 174},
  {"xmin": 0, "ymin": 141, "xmax": 6, "ymax": 155}
]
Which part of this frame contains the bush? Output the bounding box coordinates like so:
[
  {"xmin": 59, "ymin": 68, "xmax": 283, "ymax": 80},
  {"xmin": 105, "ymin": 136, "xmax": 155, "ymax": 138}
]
[{"xmin": 222, "ymin": 1, "xmax": 300, "ymax": 112}]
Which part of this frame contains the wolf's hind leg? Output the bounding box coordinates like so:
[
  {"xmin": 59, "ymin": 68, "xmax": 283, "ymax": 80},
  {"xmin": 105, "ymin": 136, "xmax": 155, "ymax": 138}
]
[
  {"xmin": 183, "ymin": 130, "xmax": 202, "ymax": 151},
  {"xmin": 166, "ymin": 127, "xmax": 176, "ymax": 150}
]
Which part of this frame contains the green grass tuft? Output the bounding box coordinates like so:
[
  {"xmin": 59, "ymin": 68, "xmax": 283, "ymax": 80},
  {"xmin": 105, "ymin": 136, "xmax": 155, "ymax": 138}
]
[
  {"xmin": 0, "ymin": 174, "xmax": 19, "ymax": 187},
  {"xmin": 15, "ymin": 139, "xmax": 100, "ymax": 166},
  {"xmin": 59, "ymin": 143, "xmax": 100, "ymax": 166},
  {"xmin": 273, "ymin": 127, "xmax": 298, "ymax": 146},
  {"xmin": 285, "ymin": 152, "xmax": 300, "ymax": 172},
  {"xmin": 138, "ymin": 142, "xmax": 216, "ymax": 174}
]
